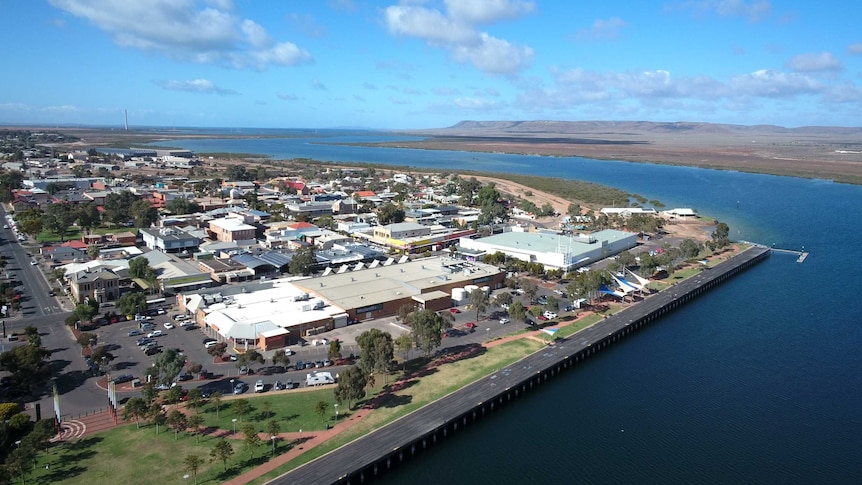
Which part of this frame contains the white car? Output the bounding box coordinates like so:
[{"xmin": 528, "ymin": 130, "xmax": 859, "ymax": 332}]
[
  {"xmin": 180, "ymin": 320, "xmax": 194, "ymax": 327},
  {"xmin": 543, "ymin": 311, "xmax": 558, "ymax": 320},
  {"xmin": 499, "ymin": 317, "xmax": 510, "ymax": 324},
  {"xmin": 204, "ymin": 340, "xmax": 218, "ymax": 349},
  {"xmin": 147, "ymin": 330, "xmax": 163, "ymax": 338},
  {"xmin": 254, "ymin": 380, "xmax": 265, "ymax": 393},
  {"xmin": 163, "ymin": 322, "xmax": 175, "ymax": 330}
]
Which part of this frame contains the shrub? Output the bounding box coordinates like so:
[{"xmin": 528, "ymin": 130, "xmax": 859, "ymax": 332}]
[{"xmin": 0, "ymin": 402, "xmax": 21, "ymax": 421}]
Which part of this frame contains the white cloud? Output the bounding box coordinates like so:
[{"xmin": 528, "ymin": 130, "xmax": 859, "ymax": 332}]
[
  {"xmin": 382, "ymin": 1, "xmax": 534, "ymax": 75},
  {"xmin": 672, "ymin": 0, "xmax": 772, "ymax": 22},
  {"xmin": 48, "ymin": 0, "xmax": 312, "ymax": 68},
  {"xmin": 452, "ymin": 33, "xmax": 534, "ymax": 74},
  {"xmin": 728, "ymin": 69, "xmax": 822, "ymax": 97},
  {"xmin": 786, "ymin": 52, "xmax": 843, "ymax": 72},
  {"xmin": 848, "ymin": 43, "xmax": 862, "ymax": 55},
  {"xmin": 277, "ymin": 93, "xmax": 298, "ymax": 100},
  {"xmin": 576, "ymin": 17, "xmax": 627, "ymax": 41},
  {"xmin": 453, "ymin": 97, "xmax": 505, "ymax": 110},
  {"xmin": 443, "ymin": 0, "xmax": 535, "ymax": 24},
  {"xmin": 312, "ymin": 79, "xmax": 327, "ymax": 90},
  {"xmin": 155, "ymin": 78, "xmax": 238, "ymax": 95}
]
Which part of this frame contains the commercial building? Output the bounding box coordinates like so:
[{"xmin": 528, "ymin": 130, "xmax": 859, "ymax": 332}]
[{"xmin": 457, "ymin": 229, "xmax": 638, "ymax": 271}]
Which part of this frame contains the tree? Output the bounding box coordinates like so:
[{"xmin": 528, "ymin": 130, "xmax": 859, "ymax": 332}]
[
  {"xmin": 117, "ymin": 291, "xmax": 147, "ymax": 316},
  {"xmin": 394, "ymin": 332, "xmax": 413, "ymax": 369},
  {"xmin": 0, "ymin": 343, "xmax": 52, "ymax": 396},
  {"xmin": 210, "ymin": 439, "xmax": 234, "ymax": 471},
  {"xmin": 679, "ymin": 239, "xmax": 703, "ymax": 259},
  {"xmin": 567, "ymin": 203, "xmax": 581, "ymax": 218},
  {"xmin": 520, "ymin": 278, "xmax": 539, "ymax": 304},
  {"xmin": 242, "ymin": 424, "xmax": 262, "ymax": 459},
  {"xmin": 271, "ymin": 349, "xmax": 291, "ymax": 368},
  {"xmin": 122, "ymin": 397, "xmax": 149, "ymax": 428},
  {"xmin": 73, "ymin": 300, "xmax": 99, "ymax": 323},
  {"xmin": 376, "ymin": 202, "xmax": 405, "ymax": 225},
  {"xmin": 151, "ymin": 348, "xmax": 186, "ymax": 387},
  {"xmin": 130, "ymin": 199, "xmax": 158, "ymax": 228},
  {"xmin": 210, "ymin": 391, "xmax": 223, "ymax": 419},
  {"xmin": 468, "ymin": 288, "xmax": 488, "ymax": 321},
  {"xmin": 327, "ymin": 339, "xmax": 342, "ymax": 360},
  {"xmin": 23, "ymin": 325, "xmax": 40, "ymax": 348},
  {"xmin": 128, "ymin": 256, "xmax": 156, "ymax": 280},
  {"xmin": 102, "ymin": 191, "xmax": 140, "ymax": 225},
  {"xmin": 508, "ymin": 300, "xmax": 527, "ymax": 324},
  {"xmin": 231, "ymin": 399, "xmax": 252, "ymax": 422},
  {"xmin": 708, "ymin": 222, "xmax": 731, "ymax": 251},
  {"xmin": 315, "ymin": 401, "xmax": 328, "ymax": 426},
  {"xmin": 208, "ymin": 342, "xmax": 228, "ymax": 361},
  {"xmin": 166, "ymin": 197, "xmax": 201, "ymax": 215},
  {"xmin": 44, "ymin": 201, "xmax": 76, "ymax": 242},
  {"xmin": 410, "ymin": 310, "xmax": 449, "ymax": 358},
  {"xmin": 334, "ymin": 366, "xmax": 367, "ymax": 409},
  {"xmin": 147, "ymin": 403, "xmax": 167, "ymax": 434},
  {"xmin": 288, "ymin": 245, "xmax": 316, "ymax": 275},
  {"xmin": 5, "ymin": 444, "xmax": 35, "ymax": 484},
  {"xmin": 494, "ymin": 291, "xmax": 513, "ymax": 308},
  {"xmin": 90, "ymin": 345, "xmax": 116, "ymax": 372},
  {"xmin": 167, "ymin": 409, "xmax": 188, "ymax": 440},
  {"xmin": 356, "ymin": 328, "xmax": 394, "ymax": 379},
  {"xmin": 186, "ymin": 413, "xmax": 205, "ymax": 443},
  {"xmin": 183, "ymin": 454, "xmax": 204, "ymax": 485},
  {"xmin": 186, "ymin": 387, "xmax": 203, "ymax": 413},
  {"xmin": 76, "ymin": 202, "xmax": 101, "ymax": 234}
]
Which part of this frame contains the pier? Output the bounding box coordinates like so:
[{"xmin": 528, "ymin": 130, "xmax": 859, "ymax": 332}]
[
  {"xmin": 740, "ymin": 241, "xmax": 808, "ymax": 263},
  {"xmin": 268, "ymin": 246, "xmax": 771, "ymax": 485}
]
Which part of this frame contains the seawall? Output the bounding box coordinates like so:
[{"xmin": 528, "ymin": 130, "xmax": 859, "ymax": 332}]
[{"xmin": 268, "ymin": 246, "xmax": 771, "ymax": 485}]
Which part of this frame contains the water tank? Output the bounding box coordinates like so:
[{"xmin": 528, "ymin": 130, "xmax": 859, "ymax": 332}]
[
  {"xmin": 481, "ymin": 286, "xmax": 490, "ymax": 295},
  {"xmin": 464, "ymin": 284, "xmax": 479, "ymax": 294},
  {"xmin": 451, "ymin": 288, "xmax": 467, "ymax": 302}
]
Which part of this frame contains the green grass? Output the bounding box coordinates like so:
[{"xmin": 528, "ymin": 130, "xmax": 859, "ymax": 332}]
[
  {"xmin": 22, "ymin": 422, "xmax": 271, "ymax": 485},
  {"xmin": 199, "ymin": 387, "xmax": 350, "ymax": 433}
]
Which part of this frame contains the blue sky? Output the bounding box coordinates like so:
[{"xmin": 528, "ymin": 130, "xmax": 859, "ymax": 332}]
[{"xmin": 1, "ymin": 0, "xmax": 860, "ymax": 129}]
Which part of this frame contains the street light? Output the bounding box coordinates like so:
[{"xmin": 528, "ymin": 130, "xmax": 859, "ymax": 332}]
[
  {"xmin": 230, "ymin": 378, "xmax": 235, "ymax": 393},
  {"xmin": 232, "ymin": 418, "xmax": 237, "ymax": 433},
  {"xmin": 334, "ymin": 403, "xmax": 339, "ymax": 421},
  {"xmin": 271, "ymin": 435, "xmax": 277, "ymax": 457}
]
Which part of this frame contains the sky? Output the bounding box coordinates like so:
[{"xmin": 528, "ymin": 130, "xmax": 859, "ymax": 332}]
[{"xmin": 1, "ymin": 0, "xmax": 861, "ymax": 130}]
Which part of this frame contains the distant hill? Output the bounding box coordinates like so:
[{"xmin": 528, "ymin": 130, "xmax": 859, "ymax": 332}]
[{"xmin": 407, "ymin": 120, "xmax": 862, "ymax": 138}]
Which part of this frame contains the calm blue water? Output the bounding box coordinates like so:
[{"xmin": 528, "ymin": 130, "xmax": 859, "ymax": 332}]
[{"xmin": 154, "ymin": 133, "xmax": 862, "ymax": 484}]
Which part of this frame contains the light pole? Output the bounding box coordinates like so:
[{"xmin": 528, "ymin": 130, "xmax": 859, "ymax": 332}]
[
  {"xmin": 232, "ymin": 418, "xmax": 237, "ymax": 434},
  {"xmin": 334, "ymin": 403, "xmax": 339, "ymax": 421},
  {"xmin": 230, "ymin": 378, "xmax": 235, "ymax": 394},
  {"xmin": 271, "ymin": 435, "xmax": 277, "ymax": 457}
]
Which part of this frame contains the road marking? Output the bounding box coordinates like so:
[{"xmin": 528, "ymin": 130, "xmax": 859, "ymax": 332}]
[{"xmin": 50, "ymin": 419, "xmax": 86, "ymax": 442}]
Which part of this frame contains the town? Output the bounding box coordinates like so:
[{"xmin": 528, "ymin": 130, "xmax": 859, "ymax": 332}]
[{"xmin": 0, "ymin": 129, "xmax": 727, "ymax": 484}]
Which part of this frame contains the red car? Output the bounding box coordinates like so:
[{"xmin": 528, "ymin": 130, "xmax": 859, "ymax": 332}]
[
  {"xmin": 538, "ymin": 315, "xmax": 548, "ymax": 321},
  {"xmin": 464, "ymin": 322, "xmax": 477, "ymax": 329},
  {"xmin": 449, "ymin": 308, "xmax": 461, "ymax": 314}
]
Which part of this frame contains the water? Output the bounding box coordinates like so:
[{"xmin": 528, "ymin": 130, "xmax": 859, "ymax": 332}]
[{"xmin": 153, "ymin": 132, "xmax": 862, "ymax": 483}]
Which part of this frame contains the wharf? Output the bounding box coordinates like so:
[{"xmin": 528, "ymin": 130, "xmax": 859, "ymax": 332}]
[{"xmin": 268, "ymin": 246, "xmax": 771, "ymax": 485}]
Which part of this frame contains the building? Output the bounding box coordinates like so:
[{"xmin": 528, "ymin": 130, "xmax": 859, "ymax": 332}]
[
  {"xmin": 177, "ymin": 256, "xmax": 504, "ymax": 348},
  {"xmin": 209, "ymin": 217, "xmax": 256, "ymax": 242},
  {"xmin": 140, "ymin": 227, "xmax": 203, "ymax": 253},
  {"xmin": 457, "ymin": 229, "xmax": 638, "ymax": 271},
  {"xmin": 68, "ymin": 268, "xmax": 120, "ymax": 303}
]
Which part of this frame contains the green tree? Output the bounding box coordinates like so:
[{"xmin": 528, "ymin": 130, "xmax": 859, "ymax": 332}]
[
  {"xmin": 520, "ymin": 278, "xmax": 539, "ymax": 304},
  {"xmin": 468, "ymin": 288, "xmax": 488, "ymax": 321},
  {"xmin": 102, "ymin": 191, "xmax": 140, "ymax": 225},
  {"xmin": 334, "ymin": 366, "xmax": 367, "ymax": 410},
  {"xmin": 210, "ymin": 391, "xmax": 223, "ymax": 419},
  {"xmin": 0, "ymin": 170, "xmax": 24, "ymax": 203},
  {"xmin": 231, "ymin": 399, "xmax": 252, "ymax": 422},
  {"xmin": 167, "ymin": 409, "xmax": 188, "ymax": 440},
  {"xmin": 75, "ymin": 202, "xmax": 101, "ymax": 234},
  {"xmin": 128, "ymin": 256, "xmax": 156, "ymax": 280},
  {"xmin": 508, "ymin": 300, "xmax": 526, "ymax": 323},
  {"xmin": 147, "ymin": 403, "xmax": 167, "ymax": 434},
  {"xmin": 314, "ymin": 401, "xmax": 328, "ymax": 426},
  {"xmin": 44, "ymin": 201, "xmax": 76, "ymax": 242},
  {"xmin": 210, "ymin": 439, "xmax": 234, "ymax": 471},
  {"xmin": 679, "ymin": 239, "xmax": 703, "ymax": 259},
  {"xmin": 185, "ymin": 387, "xmax": 203, "ymax": 413},
  {"xmin": 122, "ymin": 397, "xmax": 149, "ymax": 428},
  {"xmin": 241, "ymin": 423, "xmax": 262, "ymax": 459},
  {"xmin": 186, "ymin": 413, "xmax": 205, "ymax": 443},
  {"xmin": 356, "ymin": 328, "xmax": 394, "ymax": 379},
  {"xmin": 327, "ymin": 339, "xmax": 342, "ymax": 360},
  {"xmin": 151, "ymin": 348, "xmax": 186, "ymax": 387},
  {"xmin": 288, "ymin": 245, "xmax": 316, "ymax": 275},
  {"xmin": 166, "ymin": 197, "xmax": 201, "ymax": 215},
  {"xmin": 5, "ymin": 444, "xmax": 35, "ymax": 484},
  {"xmin": 410, "ymin": 309, "xmax": 450, "ymax": 358},
  {"xmin": 394, "ymin": 332, "xmax": 413, "ymax": 370},
  {"xmin": 494, "ymin": 291, "xmax": 513, "ymax": 308},
  {"xmin": 376, "ymin": 202, "xmax": 405, "ymax": 225},
  {"xmin": 183, "ymin": 454, "xmax": 204, "ymax": 485},
  {"xmin": 0, "ymin": 343, "xmax": 52, "ymax": 396},
  {"xmin": 117, "ymin": 291, "xmax": 147, "ymax": 316},
  {"xmin": 129, "ymin": 198, "xmax": 158, "ymax": 228},
  {"xmin": 271, "ymin": 349, "xmax": 291, "ymax": 368}
]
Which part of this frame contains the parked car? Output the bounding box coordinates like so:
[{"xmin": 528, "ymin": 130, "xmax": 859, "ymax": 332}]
[
  {"xmin": 128, "ymin": 329, "xmax": 143, "ymax": 337},
  {"xmin": 173, "ymin": 314, "xmax": 189, "ymax": 322},
  {"xmin": 111, "ymin": 374, "xmax": 134, "ymax": 384},
  {"xmin": 147, "ymin": 330, "xmax": 163, "ymax": 338},
  {"xmin": 136, "ymin": 337, "xmax": 153, "ymax": 346},
  {"xmin": 295, "ymin": 360, "xmax": 304, "ymax": 370},
  {"xmin": 141, "ymin": 342, "xmax": 158, "ymax": 351},
  {"xmin": 180, "ymin": 320, "xmax": 194, "ymax": 327},
  {"xmin": 285, "ymin": 379, "xmax": 295, "ymax": 389},
  {"xmin": 163, "ymin": 322, "xmax": 175, "ymax": 330},
  {"xmin": 499, "ymin": 317, "xmax": 510, "ymax": 324},
  {"xmin": 204, "ymin": 341, "xmax": 218, "ymax": 349},
  {"xmin": 144, "ymin": 347, "xmax": 161, "ymax": 356},
  {"xmin": 273, "ymin": 380, "xmax": 285, "ymax": 390},
  {"xmin": 323, "ymin": 359, "xmax": 332, "ymax": 367},
  {"xmin": 254, "ymin": 380, "xmax": 265, "ymax": 393},
  {"xmin": 449, "ymin": 308, "xmax": 461, "ymax": 314},
  {"xmin": 233, "ymin": 382, "xmax": 245, "ymax": 394}
]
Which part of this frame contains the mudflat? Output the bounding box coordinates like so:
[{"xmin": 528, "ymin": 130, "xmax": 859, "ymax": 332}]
[{"xmin": 388, "ymin": 121, "xmax": 862, "ymax": 185}]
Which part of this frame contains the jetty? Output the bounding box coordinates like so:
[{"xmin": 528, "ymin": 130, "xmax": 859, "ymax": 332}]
[
  {"xmin": 268, "ymin": 246, "xmax": 770, "ymax": 485},
  {"xmin": 740, "ymin": 241, "xmax": 808, "ymax": 263}
]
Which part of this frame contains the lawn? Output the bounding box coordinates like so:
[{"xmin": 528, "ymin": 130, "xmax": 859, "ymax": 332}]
[
  {"xmin": 22, "ymin": 423, "xmax": 272, "ymax": 485},
  {"xmin": 198, "ymin": 387, "xmax": 353, "ymax": 433}
]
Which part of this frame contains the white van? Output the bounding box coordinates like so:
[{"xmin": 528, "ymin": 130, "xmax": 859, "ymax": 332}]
[{"xmin": 306, "ymin": 371, "xmax": 335, "ymax": 386}]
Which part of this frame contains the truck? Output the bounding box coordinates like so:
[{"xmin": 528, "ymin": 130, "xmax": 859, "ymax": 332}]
[{"xmin": 306, "ymin": 371, "xmax": 335, "ymax": 387}]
